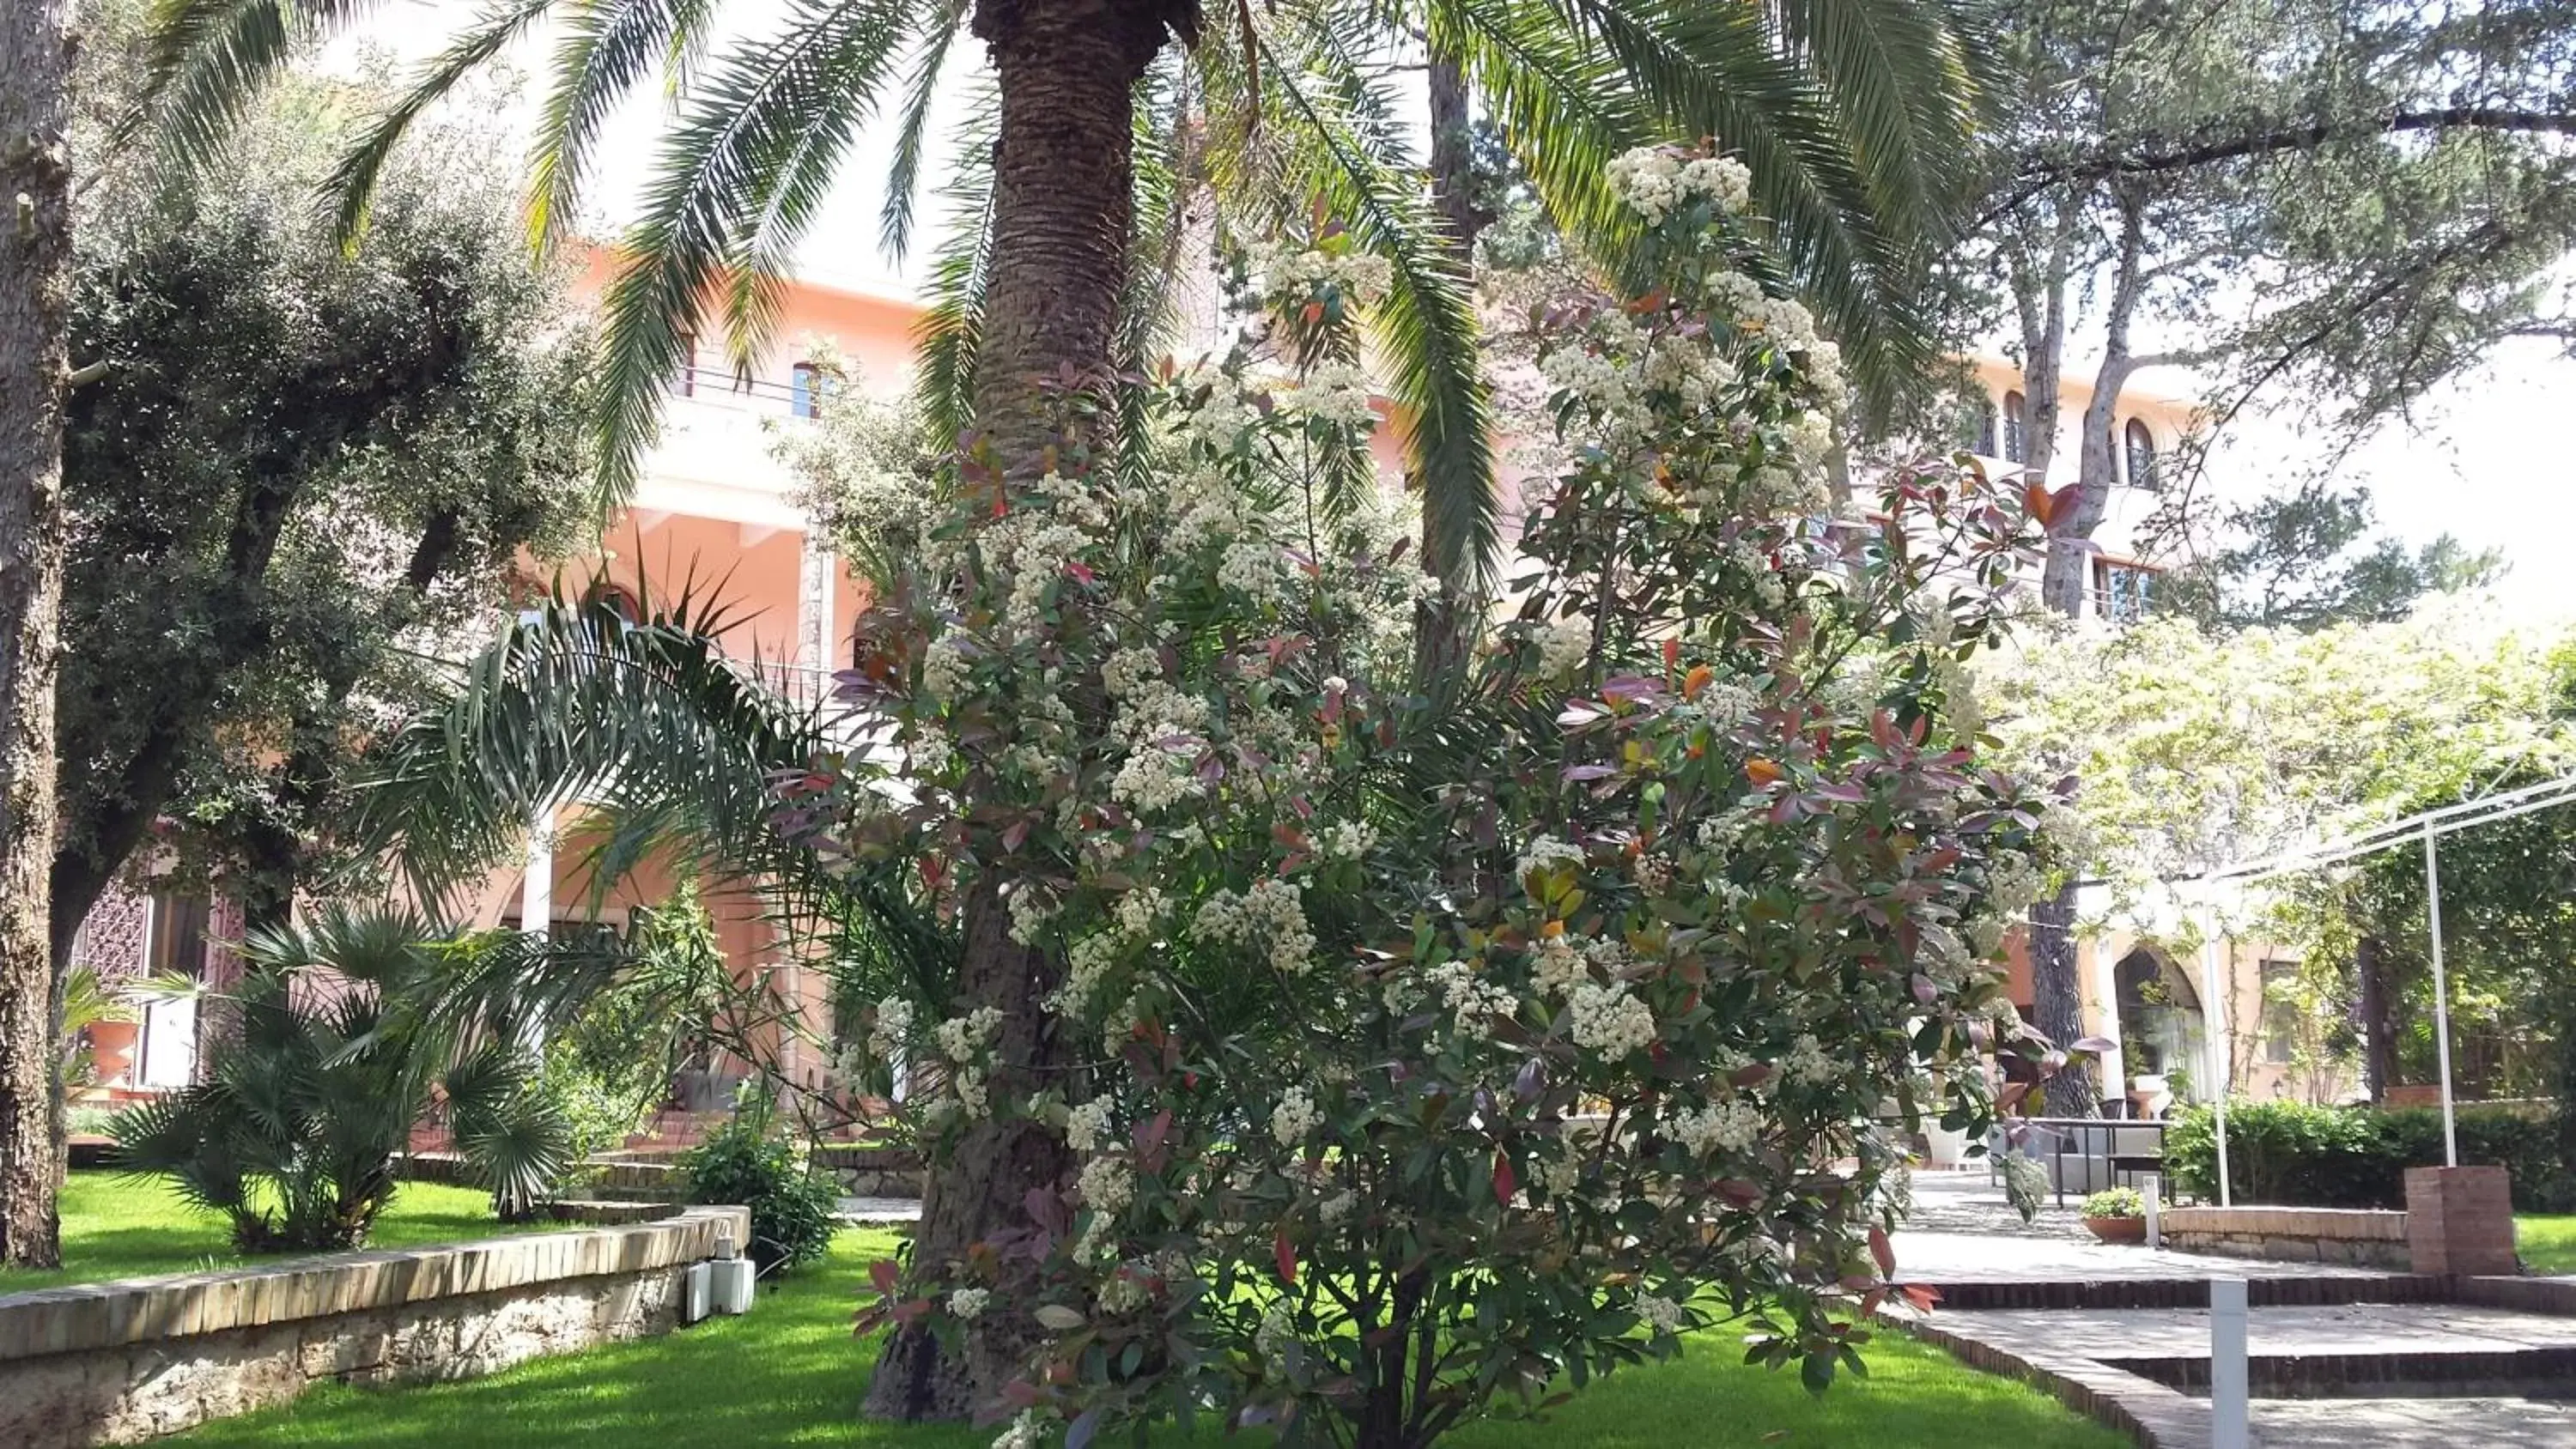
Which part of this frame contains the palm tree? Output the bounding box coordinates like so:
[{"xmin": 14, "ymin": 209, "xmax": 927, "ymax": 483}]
[{"xmin": 134, "ymin": 0, "xmax": 1988, "ymax": 1413}]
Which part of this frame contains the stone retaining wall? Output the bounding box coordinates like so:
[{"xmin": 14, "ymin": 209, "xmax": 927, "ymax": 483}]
[
  {"xmin": 0, "ymin": 1205, "xmax": 749, "ymax": 1447},
  {"xmin": 2160, "ymin": 1205, "xmax": 2409, "ymax": 1269}
]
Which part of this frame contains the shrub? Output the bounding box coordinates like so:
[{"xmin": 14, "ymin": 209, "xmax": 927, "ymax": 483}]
[
  {"xmin": 2165, "ymin": 1099, "xmax": 2568, "ymax": 1210},
  {"xmin": 2081, "ymin": 1187, "xmax": 2144, "ymax": 1219},
  {"xmin": 110, "ymin": 909, "xmax": 568, "ymax": 1252},
  {"xmin": 679, "ymin": 1106, "xmax": 841, "ymax": 1274},
  {"xmin": 839, "ymin": 142, "xmax": 2058, "ymax": 1445}
]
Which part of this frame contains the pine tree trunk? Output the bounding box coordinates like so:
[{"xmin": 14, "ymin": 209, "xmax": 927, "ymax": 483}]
[
  {"xmin": 2029, "ymin": 886, "xmax": 2098, "ymax": 1118},
  {"xmin": 0, "ymin": 0, "xmax": 74, "ymax": 1270},
  {"xmin": 865, "ymin": 0, "xmax": 1183, "ymax": 1420},
  {"xmin": 2355, "ymin": 931, "xmax": 2395, "ymax": 1104}
]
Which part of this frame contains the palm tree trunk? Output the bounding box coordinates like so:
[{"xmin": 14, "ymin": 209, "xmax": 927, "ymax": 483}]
[
  {"xmin": 1413, "ymin": 49, "xmax": 1483, "ymax": 681},
  {"xmin": 0, "ymin": 0, "xmax": 73, "ymax": 1270},
  {"xmin": 2029, "ymin": 886, "xmax": 2099, "ymax": 1119},
  {"xmin": 866, "ymin": 0, "xmax": 1183, "ymax": 1420}
]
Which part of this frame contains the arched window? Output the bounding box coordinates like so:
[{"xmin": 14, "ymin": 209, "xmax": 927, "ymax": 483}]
[
  {"xmin": 2002, "ymin": 390, "xmax": 2028, "ymax": 464},
  {"xmin": 791, "ymin": 361, "xmax": 823, "ymax": 419},
  {"xmin": 2124, "ymin": 418, "xmax": 2158, "ymax": 490}
]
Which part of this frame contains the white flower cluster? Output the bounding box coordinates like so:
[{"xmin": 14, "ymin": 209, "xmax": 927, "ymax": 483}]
[
  {"xmin": 1568, "ymin": 980, "xmax": 1659, "ymax": 1058},
  {"xmin": 1530, "ymin": 935, "xmax": 1589, "ymax": 997},
  {"xmin": 1097, "ymin": 1269, "xmax": 1152, "ymax": 1315},
  {"xmin": 1006, "ymin": 886, "xmax": 1060, "ymax": 946},
  {"xmin": 868, "ymin": 996, "xmax": 914, "ymax": 1058},
  {"xmin": 1532, "ymin": 615, "xmax": 1593, "ymax": 678},
  {"xmin": 1109, "ymin": 728, "xmax": 1206, "ymax": 815},
  {"xmin": 992, "ymin": 1410, "xmax": 1047, "ymax": 1449},
  {"xmin": 919, "ymin": 634, "xmax": 969, "ymax": 704},
  {"xmin": 1249, "ymin": 240, "xmax": 1393, "ymax": 308},
  {"xmin": 1670, "ymin": 1099, "xmax": 1762, "ymax": 1157},
  {"xmin": 1319, "ymin": 820, "xmax": 1375, "ymax": 861},
  {"xmin": 1190, "ymin": 878, "xmax": 1317, "ymax": 975},
  {"xmin": 1425, "ymin": 960, "xmax": 1519, "ymax": 1040},
  {"xmin": 948, "ymin": 1287, "xmax": 989, "ymax": 1320},
  {"xmin": 1275, "ymin": 360, "xmax": 1379, "ymax": 431},
  {"xmin": 936, "ymin": 1007, "xmax": 1002, "ymax": 1064},
  {"xmin": 1636, "ymin": 1293, "xmax": 1687, "ymax": 1336},
  {"xmin": 1607, "ymin": 146, "xmax": 1752, "ymax": 224},
  {"xmin": 1271, "ymin": 1086, "xmax": 1322, "ymax": 1146},
  {"xmin": 1076, "ymin": 1155, "xmax": 1135, "ymax": 1262},
  {"xmin": 1785, "ymin": 1033, "xmax": 1839, "ymax": 1085},
  {"xmin": 1066, "ymin": 1098, "xmax": 1115, "ymax": 1152},
  {"xmin": 1987, "ymin": 849, "xmax": 2044, "ymax": 916},
  {"xmin": 1517, "ymin": 834, "xmax": 1588, "ymax": 880},
  {"xmin": 1255, "ymin": 1298, "xmax": 1297, "ymax": 1367}
]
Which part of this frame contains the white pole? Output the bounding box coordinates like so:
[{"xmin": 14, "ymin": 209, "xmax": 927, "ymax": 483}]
[
  {"xmin": 2202, "ymin": 930, "xmax": 2233, "ymax": 1208},
  {"xmin": 2143, "ymin": 1172, "xmax": 2162, "ymax": 1251},
  {"xmin": 2423, "ymin": 826, "xmax": 2460, "ymax": 1167},
  {"xmin": 521, "ymin": 805, "xmax": 554, "ymax": 1052},
  {"xmin": 2209, "ymin": 1277, "xmax": 2250, "ymax": 1449}
]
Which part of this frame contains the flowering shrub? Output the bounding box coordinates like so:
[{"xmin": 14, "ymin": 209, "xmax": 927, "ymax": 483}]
[{"xmin": 828, "ymin": 143, "xmax": 2057, "ymax": 1448}]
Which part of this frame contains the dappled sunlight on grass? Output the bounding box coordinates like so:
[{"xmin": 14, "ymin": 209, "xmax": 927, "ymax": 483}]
[
  {"xmin": 0, "ymin": 1172, "xmax": 570, "ymax": 1294},
  {"xmin": 165, "ymin": 1229, "xmax": 2124, "ymax": 1448},
  {"xmin": 2521, "ymin": 1215, "xmax": 2576, "ymax": 1275}
]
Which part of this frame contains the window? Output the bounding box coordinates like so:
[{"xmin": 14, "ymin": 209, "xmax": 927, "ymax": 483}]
[
  {"xmin": 2124, "ymin": 418, "xmax": 2158, "ymax": 490},
  {"xmin": 581, "ymin": 579, "xmax": 642, "ymax": 622},
  {"xmin": 2091, "ymin": 559, "xmax": 2156, "ymax": 623},
  {"xmin": 149, "ymin": 892, "xmax": 210, "ymax": 979},
  {"xmin": 2260, "ymin": 962, "xmax": 2300, "ymax": 1065},
  {"xmin": 1956, "ymin": 395, "xmax": 1998, "ymax": 456},
  {"xmin": 791, "ymin": 361, "xmax": 824, "ymax": 419},
  {"xmin": 2002, "ymin": 390, "xmax": 2028, "ymax": 464}
]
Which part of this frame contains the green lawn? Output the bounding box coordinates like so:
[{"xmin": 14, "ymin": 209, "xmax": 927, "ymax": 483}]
[
  {"xmin": 167, "ymin": 1230, "xmax": 2126, "ymax": 1449},
  {"xmin": 0, "ymin": 1171, "xmax": 556, "ymax": 1294},
  {"xmin": 2521, "ymin": 1215, "xmax": 2576, "ymax": 1275}
]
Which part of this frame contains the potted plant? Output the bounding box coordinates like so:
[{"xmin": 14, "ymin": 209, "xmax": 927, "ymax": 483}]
[{"xmin": 2081, "ymin": 1186, "xmax": 2148, "ymax": 1244}]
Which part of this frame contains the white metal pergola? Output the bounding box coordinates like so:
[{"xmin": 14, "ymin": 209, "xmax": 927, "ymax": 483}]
[{"xmin": 2177, "ymin": 769, "xmax": 2576, "ymax": 1203}]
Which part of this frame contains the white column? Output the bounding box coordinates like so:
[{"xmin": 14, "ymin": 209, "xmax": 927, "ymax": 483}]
[
  {"xmin": 522, "ymin": 804, "xmax": 553, "ymax": 939},
  {"xmin": 797, "ymin": 528, "xmax": 836, "ymax": 674},
  {"xmin": 2143, "ymin": 1173, "xmax": 2162, "ymax": 1251},
  {"xmin": 2202, "ymin": 931, "xmax": 2233, "ymax": 1208},
  {"xmin": 2424, "ymin": 826, "xmax": 2460, "ymax": 1167},
  {"xmin": 2209, "ymin": 1277, "xmax": 2251, "ymax": 1449}
]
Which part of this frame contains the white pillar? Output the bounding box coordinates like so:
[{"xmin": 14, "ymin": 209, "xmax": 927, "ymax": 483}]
[
  {"xmin": 797, "ymin": 529, "xmax": 836, "ymax": 675},
  {"xmin": 2210, "ymin": 1277, "xmax": 2250, "ymax": 1449},
  {"xmin": 2202, "ymin": 931, "xmax": 2233, "ymax": 1208},
  {"xmin": 522, "ymin": 805, "xmax": 553, "ymax": 940},
  {"xmin": 2143, "ymin": 1172, "xmax": 2162, "ymax": 1251},
  {"xmin": 2423, "ymin": 826, "xmax": 2460, "ymax": 1167}
]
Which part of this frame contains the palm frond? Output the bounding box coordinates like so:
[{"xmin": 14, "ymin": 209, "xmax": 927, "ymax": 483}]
[
  {"xmin": 325, "ymin": 0, "xmax": 561, "ymax": 247},
  {"xmin": 908, "ymin": 75, "xmax": 1001, "ymax": 451},
  {"xmin": 132, "ymin": 0, "xmax": 383, "ymax": 175},
  {"xmin": 526, "ymin": 0, "xmax": 726, "ymax": 251},
  {"xmin": 875, "ymin": 0, "xmax": 971, "ymax": 261},
  {"xmin": 589, "ymin": 0, "xmax": 917, "ymax": 508},
  {"xmin": 1246, "ymin": 19, "xmax": 1500, "ymax": 595}
]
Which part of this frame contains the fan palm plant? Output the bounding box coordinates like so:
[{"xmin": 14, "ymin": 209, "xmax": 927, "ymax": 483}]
[{"xmin": 106, "ymin": 906, "xmax": 573, "ymax": 1250}]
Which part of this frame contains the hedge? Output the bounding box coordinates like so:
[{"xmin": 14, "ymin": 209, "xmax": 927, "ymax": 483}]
[{"xmin": 2163, "ymin": 1100, "xmax": 2573, "ymax": 1212}]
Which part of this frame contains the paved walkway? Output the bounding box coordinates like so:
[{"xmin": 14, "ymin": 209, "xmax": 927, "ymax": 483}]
[
  {"xmin": 836, "ymin": 1196, "xmax": 922, "ymax": 1223},
  {"xmin": 1887, "ymin": 1173, "xmax": 2576, "ymax": 1449}
]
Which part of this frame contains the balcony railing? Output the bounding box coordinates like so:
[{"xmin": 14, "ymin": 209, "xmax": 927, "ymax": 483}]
[{"xmin": 666, "ymin": 366, "xmax": 819, "ymax": 419}]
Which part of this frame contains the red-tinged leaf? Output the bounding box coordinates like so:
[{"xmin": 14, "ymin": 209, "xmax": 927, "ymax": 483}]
[
  {"xmin": 1301, "ymin": 300, "xmax": 1326, "ymax": 326},
  {"xmin": 1001, "ymin": 1378, "xmax": 1048, "ymax": 1410},
  {"xmin": 1001, "ymin": 819, "xmax": 1030, "ymax": 853},
  {"xmin": 2022, "ymin": 480, "xmax": 2054, "ymax": 524},
  {"xmin": 1557, "ymin": 700, "xmax": 1609, "ymax": 728},
  {"xmin": 1136, "ymin": 1108, "xmax": 1173, "ymax": 1164},
  {"xmin": 853, "ymin": 1307, "xmax": 890, "ymax": 1337},
  {"xmin": 1716, "ymin": 1179, "xmax": 1765, "ymax": 1207},
  {"xmin": 869, "ymin": 1258, "xmax": 902, "ymax": 1294},
  {"xmin": 1662, "ymin": 636, "xmax": 1681, "ymax": 671},
  {"xmin": 1728, "ymin": 1063, "xmax": 1776, "ymax": 1088},
  {"xmin": 1869, "ymin": 1225, "xmax": 1896, "ymax": 1277},
  {"xmin": 1746, "ymin": 758, "xmax": 1785, "ymax": 786},
  {"xmin": 1900, "ymin": 1282, "xmax": 1943, "ymax": 1313},
  {"xmin": 1274, "ymin": 1231, "xmax": 1298, "ymax": 1285},
  {"xmin": 1492, "ymin": 1152, "xmax": 1517, "ymax": 1205},
  {"xmin": 1601, "ymin": 674, "xmax": 1661, "ymax": 703},
  {"xmin": 1683, "ymin": 664, "xmax": 1714, "ymax": 699},
  {"xmin": 891, "ymin": 1296, "xmax": 933, "ymax": 1325},
  {"xmin": 1996, "ymin": 1080, "xmax": 2032, "ymax": 1112},
  {"xmin": 1063, "ymin": 559, "xmax": 1096, "ymax": 585},
  {"xmin": 1911, "ymin": 973, "xmax": 1938, "ymax": 1006},
  {"xmin": 1563, "ymin": 763, "xmax": 1619, "ymax": 781},
  {"xmin": 1860, "ymin": 1288, "xmax": 1886, "ymax": 1318}
]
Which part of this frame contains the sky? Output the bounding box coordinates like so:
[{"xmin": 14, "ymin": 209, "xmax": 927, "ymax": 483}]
[{"xmin": 344, "ymin": 3, "xmax": 2576, "ymax": 624}]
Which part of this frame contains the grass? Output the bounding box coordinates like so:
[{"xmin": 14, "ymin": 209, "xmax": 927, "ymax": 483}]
[
  {"xmin": 166, "ymin": 1230, "xmax": 2128, "ymax": 1449},
  {"xmin": 2520, "ymin": 1214, "xmax": 2576, "ymax": 1275},
  {"xmin": 0, "ymin": 1171, "xmax": 562, "ymax": 1294}
]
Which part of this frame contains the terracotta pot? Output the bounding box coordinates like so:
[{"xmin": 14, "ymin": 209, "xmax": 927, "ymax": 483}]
[{"xmin": 2084, "ymin": 1215, "xmax": 2148, "ymax": 1244}]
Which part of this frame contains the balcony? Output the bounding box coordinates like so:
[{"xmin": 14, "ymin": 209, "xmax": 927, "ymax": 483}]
[{"xmin": 635, "ymin": 368, "xmax": 817, "ymax": 526}]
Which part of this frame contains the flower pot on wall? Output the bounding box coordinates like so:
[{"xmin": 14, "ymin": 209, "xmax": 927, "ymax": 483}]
[{"xmin": 2084, "ymin": 1216, "xmax": 2147, "ymax": 1244}]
